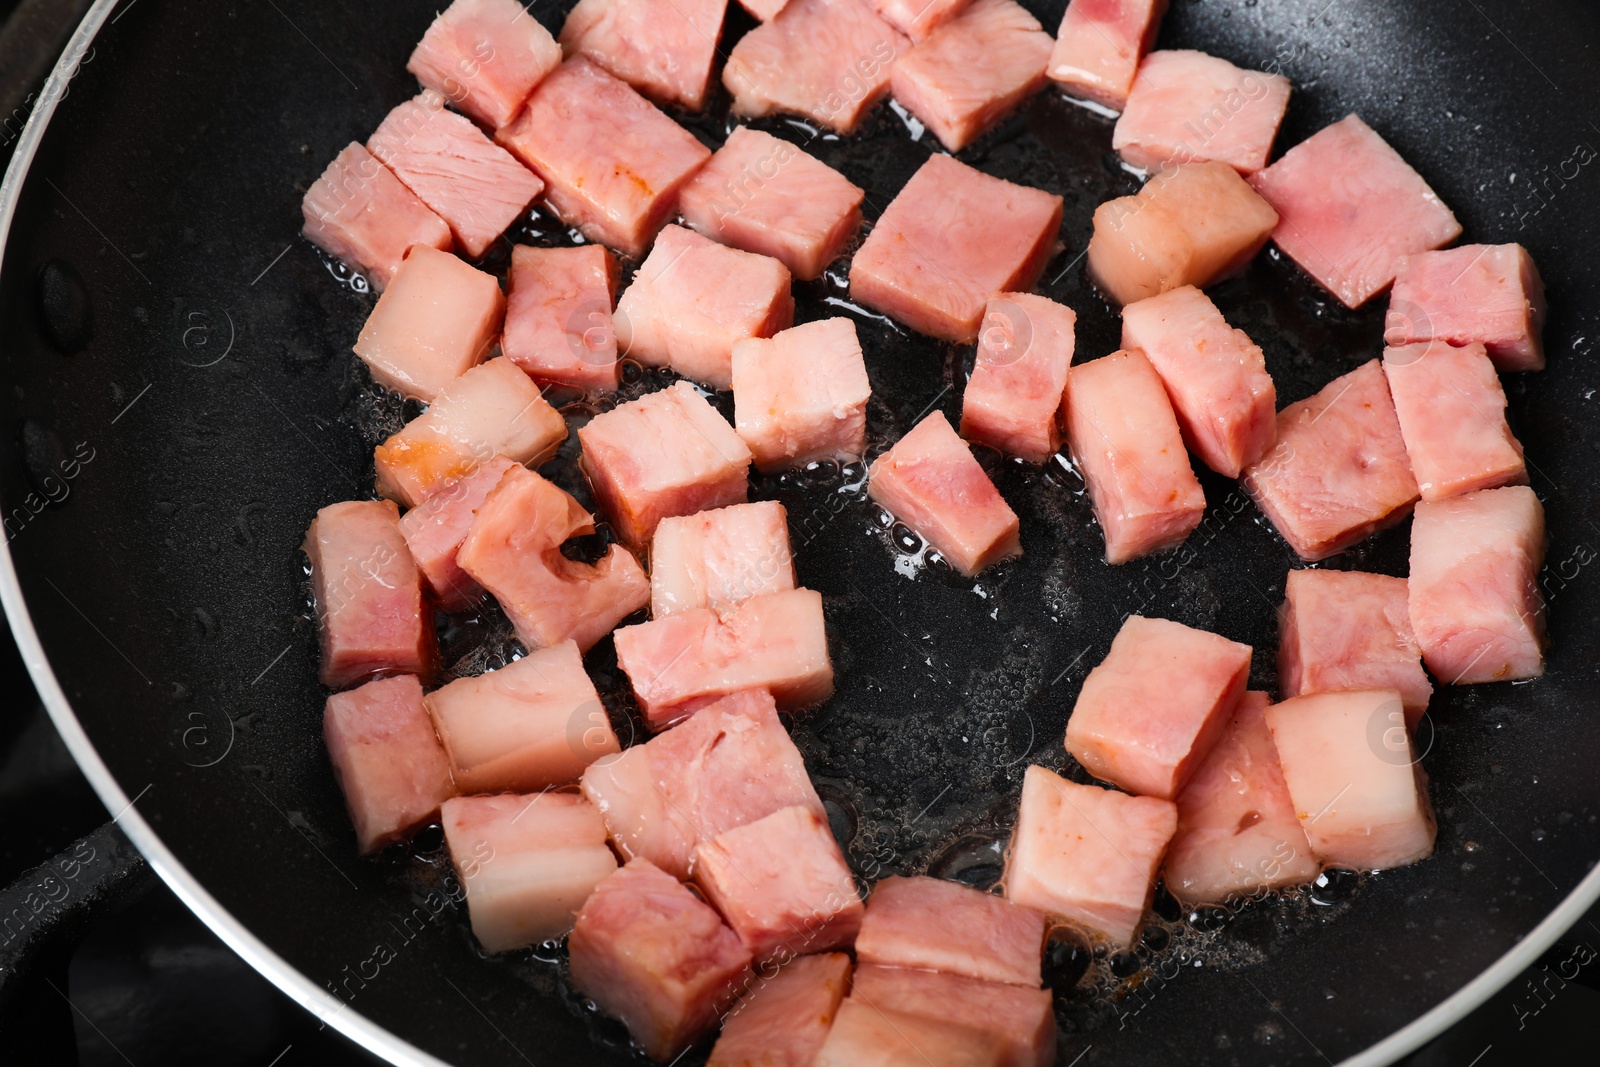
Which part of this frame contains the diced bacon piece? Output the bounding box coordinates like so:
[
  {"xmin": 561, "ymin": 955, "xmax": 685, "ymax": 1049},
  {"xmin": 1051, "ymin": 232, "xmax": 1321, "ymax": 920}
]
[
  {"xmin": 694, "ymin": 805, "xmax": 864, "ymax": 962},
  {"xmin": 578, "ymin": 381, "xmax": 753, "ymax": 547},
  {"xmin": 1001, "ymin": 765, "xmax": 1176, "ymax": 946},
  {"xmin": 1383, "ymin": 341, "xmax": 1526, "ymax": 502},
  {"xmin": 1249, "ymin": 115, "xmax": 1462, "ymax": 309},
  {"xmin": 442, "ymin": 792, "xmax": 617, "ymax": 952},
  {"xmin": 397, "ymin": 455, "xmax": 520, "ymax": 611},
  {"xmin": 570, "ymin": 858, "xmax": 754, "ymax": 1060},
  {"xmin": 815, "ymin": 999, "xmax": 1002, "ymax": 1067},
  {"xmin": 614, "ymin": 588, "xmax": 834, "ymax": 728},
  {"xmin": 323, "ymin": 675, "xmax": 454, "ymax": 854},
  {"xmin": 855, "ymin": 876, "xmax": 1045, "ymax": 987},
  {"xmin": 732, "ymin": 318, "xmax": 871, "ymax": 471},
  {"xmin": 303, "ymin": 499, "xmax": 434, "ymax": 689},
  {"xmin": 724, "ymin": 0, "xmax": 909, "ymax": 134},
  {"xmin": 867, "ymin": 411, "xmax": 1021, "ymax": 576},
  {"xmin": 851, "ymin": 154, "xmax": 1063, "ymax": 343},
  {"xmin": 1264, "ymin": 690, "xmax": 1436, "ymax": 870},
  {"xmin": 456, "ymin": 465, "xmax": 650, "ymax": 651},
  {"xmin": 503, "ymin": 244, "xmax": 621, "ymax": 392},
  {"xmin": 651, "ymin": 501, "xmax": 796, "ymax": 617},
  {"xmin": 1113, "ymin": 50, "xmax": 1290, "ymax": 176},
  {"xmin": 678, "ymin": 126, "xmax": 864, "ymax": 281},
  {"xmin": 1386, "ymin": 244, "xmax": 1548, "ymax": 372},
  {"xmin": 580, "ymin": 688, "xmax": 824, "ymax": 878},
  {"xmin": 301, "ymin": 143, "xmax": 452, "ymax": 291},
  {"xmin": 367, "ymin": 90, "xmax": 544, "ymax": 259},
  {"xmin": 560, "ymin": 0, "xmax": 727, "ymax": 111},
  {"xmin": 1087, "ymin": 161, "xmax": 1278, "ymax": 306},
  {"xmin": 960, "ymin": 294, "xmax": 1075, "ymax": 464},
  {"xmin": 1278, "ymin": 570, "xmax": 1432, "ymax": 723},
  {"xmin": 616, "ymin": 224, "xmax": 795, "ymax": 389},
  {"xmin": 1241, "ymin": 359, "xmax": 1420, "ymax": 561},
  {"xmin": 1408, "ymin": 485, "xmax": 1546, "ymax": 684},
  {"xmin": 1048, "ymin": 0, "xmax": 1167, "ymax": 111},
  {"xmin": 867, "ymin": 0, "xmax": 972, "ymax": 39},
  {"xmin": 374, "ymin": 357, "xmax": 566, "ymax": 508},
  {"xmin": 1062, "ymin": 350, "xmax": 1204, "ymax": 564},
  {"xmin": 406, "ymin": 0, "xmax": 562, "ymax": 129},
  {"xmin": 1065, "ymin": 615, "xmax": 1251, "ymax": 799},
  {"xmin": 1120, "ymin": 285, "xmax": 1276, "ymax": 477},
  {"xmin": 709, "ymin": 953, "xmax": 851, "ymax": 1067},
  {"xmin": 352, "ymin": 245, "xmax": 503, "ymax": 402},
  {"xmin": 498, "ymin": 58, "xmax": 711, "ymax": 259},
  {"xmin": 850, "ymin": 966, "xmax": 1055, "ymax": 1067},
  {"xmin": 426, "ymin": 640, "xmax": 619, "ymax": 793},
  {"xmin": 888, "ymin": 0, "xmax": 1052, "ymax": 152},
  {"xmin": 1163, "ymin": 692, "xmax": 1320, "ymax": 906}
]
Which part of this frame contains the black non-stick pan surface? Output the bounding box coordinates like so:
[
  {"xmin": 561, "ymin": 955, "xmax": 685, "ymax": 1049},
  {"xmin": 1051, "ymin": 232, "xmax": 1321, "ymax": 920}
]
[{"xmin": 4, "ymin": 0, "xmax": 1600, "ymax": 1063}]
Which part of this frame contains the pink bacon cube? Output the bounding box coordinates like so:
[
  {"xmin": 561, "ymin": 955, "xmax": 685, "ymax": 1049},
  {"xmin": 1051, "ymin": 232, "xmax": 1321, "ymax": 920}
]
[
  {"xmin": 1121, "ymin": 285, "xmax": 1276, "ymax": 477},
  {"xmin": 456, "ymin": 465, "xmax": 650, "ymax": 652},
  {"xmin": 406, "ymin": 0, "xmax": 562, "ymax": 129},
  {"xmin": 570, "ymin": 858, "xmax": 754, "ymax": 1061},
  {"xmin": 442, "ymin": 792, "xmax": 617, "ymax": 952},
  {"xmin": 731, "ymin": 318, "xmax": 871, "ymax": 471},
  {"xmin": 709, "ymin": 953, "xmax": 850, "ymax": 1067},
  {"xmin": 301, "ymin": 143, "xmax": 452, "ymax": 292},
  {"xmin": 323, "ymin": 675, "xmax": 454, "ymax": 854},
  {"xmin": 1383, "ymin": 341, "xmax": 1526, "ymax": 502},
  {"xmin": 1241, "ymin": 359, "xmax": 1420, "ymax": 561},
  {"xmin": 503, "ymin": 244, "xmax": 621, "ymax": 392},
  {"xmin": 867, "ymin": 411, "xmax": 1021, "ymax": 576},
  {"xmin": 615, "ymin": 224, "xmax": 795, "ymax": 389},
  {"xmin": 1001, "ymin": 765, "xmax": 1177, "ymax": 947},
  {"xmin": 694, "ymin": 805, "xmax": 864, "ymax": 963},
  {"xmin": 1279, "ymin": 569, "xmax": 1432, "ymax": 723},
  {"xmin": 580, "ymin": 688, "xmax": 824, "ymax": 879},
  {"xmin": 1062, "ymin": 350, "xmax": 1205, "ymax": 564},
  {"xmin": 651, "ymin": 500, "xmax": 796, "ymax": 617},
  {"xmin": 1088, "ymin": 160, "xmax": 1278, "ymax": 306},
  {"xmin": 1163, "ymin": 692, "xmax": 1321, "ymax": 906},
  {"xmin": 425, "ymin": 640, "xmax": 620, "ymax": 793},
  {"xmin": 723, "ymin": 0, "xmax": 909, "ymax": 134},
  {"xmin": 1065, "ymin": 615, "xmax": 1252, "ymax": 800},
  {"xmin": 1113, "ymin": 50, "xmax": 1291, "ymax": 175},
  {"xmin": 613, "ymin": 588, "xmax": 834, "ymax": 728},
  {"xmin": 815, "ymin": 999, "xmax": 1001, "ymax": 1067},
  {"xmin": 740, "ymin": 0, "xmax": 788, "ymax": 17},
  {"xmin": 1249, "ymin": 115, "xmax": 1462, "ymax": 308},
  {"xmin": 960, "ymin": 293, "xmax": 1075, "ymax": 463},
  {"xmin": 1386, "ymin": 243, "xmax": 1548, "ymax": 372},
  {"xmin": 560, "ymin": 0, "xmax": 728, "ymax": 111},
  {"xmin": 303, "ymin": 499, "xmax": 434, "ymax": 689},
  {"xmin": 851, "ymin": 154, "xmax": 1062, "ymax": 343},
  {"xmin": 678, "ymin": 126, "xmax": 864, "ymax": 281},
  {"xmin": 850, "ymin": 965, "xmax": 1055, "ymax": 1067},
  {"xmin": 578, "ymin": 381, "xmax": 753, "ymax": 547},
  {"xmin": 373, "ymin": 356, "xmax": 566, "ymax": 508},
  {"xmin": 497, "ymin": 58, "xmax": 712, "ymax": 259},
  {"xmin": 855, "ymin": 875, "xmax": 1046, "ymax": 987},
  {"xmin": 888, "ymin": 0, "xmax": 1052, "ymax": 153},
  {"xmin": 1409, "ymin": 485, "xmax": 1546, "ymax": 684},
  {"xmin": 398, "ymin": 454, "xmax": 520, "ymax": 611},
  {"xmin": 367, "ymin": 90, "xmax": 544, "ymax": 259},
  {"xmin": 867, "ymin": 0, "xmax": 972, "ymax": 39},
  {"xmin": 352, "ymin": 244, "xmax": 503, "ymax": 402},
  {"xmin": 1048, "ymin": 0, "xmax": 1168, "ymax": 112},
  {"xmin": 1264, "ymin": 690, "xmax": 1437, "ymax": 870}
]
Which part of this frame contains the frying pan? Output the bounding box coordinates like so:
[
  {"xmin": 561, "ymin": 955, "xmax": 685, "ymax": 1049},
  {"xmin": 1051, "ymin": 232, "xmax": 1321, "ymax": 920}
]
[{"xmin": 4, "ymin": 0, "xmax": 1599, "ymax": 1063}]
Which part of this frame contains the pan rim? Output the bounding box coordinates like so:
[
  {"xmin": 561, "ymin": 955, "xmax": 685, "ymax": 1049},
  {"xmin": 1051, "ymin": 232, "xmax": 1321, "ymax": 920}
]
[{"xmin": 0, "ymin": 2, "xmax": 1594, "ymax": 1065}]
